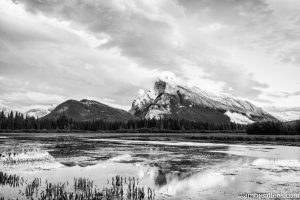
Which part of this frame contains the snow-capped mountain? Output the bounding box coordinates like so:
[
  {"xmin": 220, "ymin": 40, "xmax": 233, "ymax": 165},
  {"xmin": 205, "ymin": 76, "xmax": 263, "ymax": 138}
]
[
  {"xmin": 25, "ymin": 105, "xmax": 56, "ymax": 119},
  {"xmin": 0, "ymin": 107, "xmax": 12, "ymax": 116},
  {"xmin": 268, "ymin": 111, "xmax": 300, "ymax": 122},
  {"xmin": 0, "ymin": 105, "xmax": 55, "ymax": 118},
  {"xmin": 129, "ymin": 77, "xmax": 277, "ymax": 124}
]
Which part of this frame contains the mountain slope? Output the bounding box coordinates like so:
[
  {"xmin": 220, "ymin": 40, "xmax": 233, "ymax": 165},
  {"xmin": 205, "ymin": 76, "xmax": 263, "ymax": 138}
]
[
  {"xmin": 44, "ymin": 99, "xmax": 135, "ymax": 121},
  {"xmin": 129, "ymin": 78, "xmax": 277, "ymax": 124}
]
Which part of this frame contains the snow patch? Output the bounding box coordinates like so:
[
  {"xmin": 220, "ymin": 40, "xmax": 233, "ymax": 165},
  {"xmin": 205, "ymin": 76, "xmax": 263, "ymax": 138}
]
[
  {"xmin": 145, "ymin": 94, "xmax": 171, "ymax": 119},
  {"xmin": 225, "ymin": 111, "xmax": 254, "ymax": 124},
  {"xmin": 132, "ymin": 90, "xmax": 157, "ymax": 109},
  {"xmin": 146, "ymin": 109, "xmax": 169, "ymax": 119}
]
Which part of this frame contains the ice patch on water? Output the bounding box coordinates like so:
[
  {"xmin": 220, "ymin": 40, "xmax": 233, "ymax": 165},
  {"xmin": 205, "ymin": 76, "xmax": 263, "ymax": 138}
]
[
  {"xmin": 0, "ymin": 151, "xmax": 65, "ymax": 174},
  {"xmin": 251, "ymin": 159, "xmax": 300, "ymax": 183},
  {"xmin": 109, "ymin": 154, "xmax": 132, "ymax": 162},
  {"xmin": 213, "ymin": 145, "xmax": 300, "ymax": 160},
  {"xmin": 0, "ymin": 151, "xmax": 54, "ymax": 163},
  {"xmin": 34, "ymin": 162, "xmax": 64, "ymax": 170},
  {"xmin": 89, "ymin": 138, "xmax": 227, "ymax": 147},
  {"xmin": 252, "ymin": 158, "xmax": 300, "ymax": 169}
]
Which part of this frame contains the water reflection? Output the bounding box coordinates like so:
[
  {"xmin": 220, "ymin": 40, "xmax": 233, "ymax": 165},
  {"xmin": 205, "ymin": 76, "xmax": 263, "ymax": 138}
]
[
  {"xmin": 1, "ymin": 133, "xmax": 300, "ymax": 200},
  {"xmin": 154, "ymin": 170, "xmax": 167, "ymax": 186}
]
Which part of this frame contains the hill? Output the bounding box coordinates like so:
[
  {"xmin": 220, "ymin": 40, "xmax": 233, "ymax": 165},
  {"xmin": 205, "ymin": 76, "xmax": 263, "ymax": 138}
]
[{"xmin": 44, "ymin": 99, "xmax": 136, "ymax": 121}]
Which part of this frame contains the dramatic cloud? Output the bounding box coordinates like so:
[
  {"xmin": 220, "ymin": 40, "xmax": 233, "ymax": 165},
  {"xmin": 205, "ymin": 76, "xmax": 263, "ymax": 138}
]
[{"xmin": 0, "ymin": 0, "xmax": 299, "ymax": 119}]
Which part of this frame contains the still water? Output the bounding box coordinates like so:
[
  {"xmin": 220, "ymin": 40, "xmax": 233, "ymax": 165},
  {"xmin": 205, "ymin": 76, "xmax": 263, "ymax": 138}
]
[{"xmin": 0, "ymin": 133, "xmax": 300, "ymax": 199}]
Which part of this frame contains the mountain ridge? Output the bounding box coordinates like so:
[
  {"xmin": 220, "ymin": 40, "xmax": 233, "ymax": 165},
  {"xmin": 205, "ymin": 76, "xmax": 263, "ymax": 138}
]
[
  {"xmin": 0, "ymin": 77, "xmax": 279, "ymax": 124},
  {"xmin": 129, "ymin": 78, "xmax": 277, "ymax": 124}
]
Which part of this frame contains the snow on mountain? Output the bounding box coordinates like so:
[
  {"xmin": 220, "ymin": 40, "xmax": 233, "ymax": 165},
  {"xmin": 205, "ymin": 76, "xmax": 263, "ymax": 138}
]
[
  {"xmin": 224, "ymin": 111, "xmax": 254, "ymax": 124},
  {"xmin": 0, "ymin": 104, "xmax": 55, "ymax": 118},
  {"xmin": 25, "ymin": 106, "xmax": 55, "ymax": 118},
  {"xmin": 20, "ymin": 104, "xmax": 56, "ymax": 118},
  {"xmin": 130, "ymin": 76, "xmax": 276, "ymax": 124},
  {"xmin": 269, "ymin": 111, "xmax": 300, "ymax": 122},
  {"xmin": 0, "ymin": 107, "xmax": 12, "ymax": 116}
]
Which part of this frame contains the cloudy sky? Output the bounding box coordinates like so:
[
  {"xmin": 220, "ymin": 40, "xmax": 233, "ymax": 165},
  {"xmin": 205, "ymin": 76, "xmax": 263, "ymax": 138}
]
[{"xmin": 0, "ymin": 0, "xmax": 300, "ymax": 118}]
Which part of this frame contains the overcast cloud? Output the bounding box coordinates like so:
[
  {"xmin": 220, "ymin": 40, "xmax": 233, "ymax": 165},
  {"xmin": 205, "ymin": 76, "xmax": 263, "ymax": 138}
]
[{"xmin": 0, "ymin": 0, "xmax": 300, "ymax": 118}]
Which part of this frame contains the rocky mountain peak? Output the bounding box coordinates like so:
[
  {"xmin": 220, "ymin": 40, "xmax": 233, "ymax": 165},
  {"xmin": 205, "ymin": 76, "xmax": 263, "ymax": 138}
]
[{"xmin": 130, "ymin": 78, "xmax": 277, "ymax": 124}]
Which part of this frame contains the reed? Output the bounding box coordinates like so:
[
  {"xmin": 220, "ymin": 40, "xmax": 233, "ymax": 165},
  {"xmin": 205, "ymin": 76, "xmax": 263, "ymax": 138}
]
[
  {"xmin": 0, "ymin": 149, "xmax": 53, "ymax": 166},
  {"xmin": 0, "ymin": 172, "xmax": 155, "ymax": 200},
  {"xmin": 25, "ymin": 178, "xmax": 41, "ymax": 197},
  {"xmin": 0, "ymin": 172, "xmax": 24, "ymax": 188}
]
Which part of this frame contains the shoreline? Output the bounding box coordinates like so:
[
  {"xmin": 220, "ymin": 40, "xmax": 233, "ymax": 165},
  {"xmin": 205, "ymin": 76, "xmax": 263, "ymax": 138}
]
[
  {"xmin": 0, "ymin": 129, "xmax": 245, "ymax": 134},
  {"xmin": 1, "ymin": 131, "xmax": 300, "ymax": 146}
]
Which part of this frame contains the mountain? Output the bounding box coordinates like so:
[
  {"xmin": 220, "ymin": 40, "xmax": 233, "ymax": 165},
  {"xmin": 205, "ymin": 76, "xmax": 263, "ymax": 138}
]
[
  {"xmin": 25, "ymin": 105, "xmax": 56, "ymax": 118},
  {"xmin": 44, "ymin": 99, "xmax": 136, "ymax": 121},
  {"xmin": 1, "ymin": 107, "xmax": 9, "ymax": 116},
  {"xmin": 268, "ymin": 111, "xmax": 300, "ymax": 122},
  {"xmin": 0, "ymin": 104, "xmax": 55, "ymax": 119},
  {"xmin": 129, "ymin": 78, "xmax": 277, "ymax": 124}
]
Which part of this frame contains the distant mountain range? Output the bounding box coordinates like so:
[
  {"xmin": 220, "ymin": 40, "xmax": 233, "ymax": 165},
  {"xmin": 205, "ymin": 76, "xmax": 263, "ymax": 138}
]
[
  {"xmin": 0, "ymin": 78, "xmax": 280, "ymax": 124},
  {"xmin": 0, "ymin": 105, "xmax": 55, "ymax": 119},
  {"xmin": 26, "ymin": 106, "xmax": 56, "ymax": 118}
]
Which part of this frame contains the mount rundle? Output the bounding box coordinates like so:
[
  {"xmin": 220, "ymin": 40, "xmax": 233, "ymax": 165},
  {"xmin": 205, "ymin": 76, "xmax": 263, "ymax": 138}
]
[
  {"xmin": 41, "ymin": 77, "xmax": 276, "ymax": 124},
  {"xmin": 129, "ymin": 78, "xmax": 276, "ymax": 124}
]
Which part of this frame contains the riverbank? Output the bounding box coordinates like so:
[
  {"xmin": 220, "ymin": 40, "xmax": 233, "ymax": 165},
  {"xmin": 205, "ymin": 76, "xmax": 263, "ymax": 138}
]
[
  {"xmin": 0, "ymin": 128, "xmax": 245, "ymax": 134},
  {"xmin": 1, "ymin": 131, "xmax": 300, "ymax": 146}
]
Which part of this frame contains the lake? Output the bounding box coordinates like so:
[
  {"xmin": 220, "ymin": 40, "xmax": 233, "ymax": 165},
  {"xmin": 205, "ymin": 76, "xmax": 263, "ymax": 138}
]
[{"xmin": 1, "ymin": 133, "xmax": 300, "ymax": 200}]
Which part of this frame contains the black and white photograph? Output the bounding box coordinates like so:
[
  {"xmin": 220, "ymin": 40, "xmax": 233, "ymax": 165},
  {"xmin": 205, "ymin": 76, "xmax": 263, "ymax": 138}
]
[{"xmin": 1, "ymin": 0, "xmax": 300, "ymax": 199}]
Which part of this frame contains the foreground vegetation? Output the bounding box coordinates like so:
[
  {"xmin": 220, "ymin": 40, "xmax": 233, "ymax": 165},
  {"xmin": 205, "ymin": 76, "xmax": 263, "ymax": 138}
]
[
  {"xmin": 0, "ymin": 171, "xmax": 154, "ymax": 200},
  {"xmin": 0, "ymin": 148, "xmax": 155, "ymax": 200}
]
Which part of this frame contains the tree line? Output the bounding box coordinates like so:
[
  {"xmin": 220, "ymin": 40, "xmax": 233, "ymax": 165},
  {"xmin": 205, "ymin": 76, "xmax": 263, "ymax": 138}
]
[
  {"xmin": 0, "ymin": 110, "xmax": 245, "ymax": 132},
  {"xmin": 246, "ymin": 120, "xmax": 300, "ymax": 135}
]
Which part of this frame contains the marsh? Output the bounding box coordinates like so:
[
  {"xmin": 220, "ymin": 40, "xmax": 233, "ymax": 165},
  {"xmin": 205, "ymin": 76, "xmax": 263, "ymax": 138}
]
[{"xmin": 1, "ymin": 133, "xmax": 300, "ymax": 200}]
